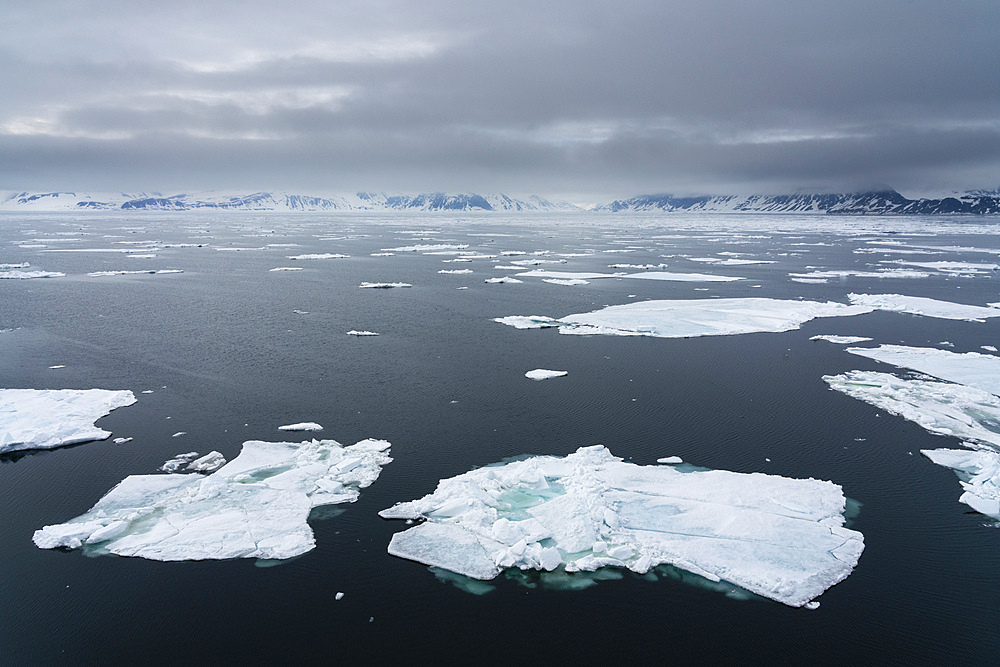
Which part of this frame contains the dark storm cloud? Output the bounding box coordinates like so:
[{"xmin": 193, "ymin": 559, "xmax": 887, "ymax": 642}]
[{"xmin": 3, "ymin": 0, "xmax": 999, "ymax": 198}]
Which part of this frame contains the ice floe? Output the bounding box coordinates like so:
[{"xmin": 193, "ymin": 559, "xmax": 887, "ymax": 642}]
[
  {"xmin": 0, "ymin": 389, "xmax": 137, "ymax": 453},
  {"xmin": 848, "ymin": 294, "xmax": 1000, "ymax": 322},
  {"xmin": 810, "ymin": 335, "xmax": 874, "ymax": 344},
  {"xmin": 34, "ymin": 437, "xmax": 392, "ymax": 561},
  {"xmin": 544, "ymin": 278, "xmax": 590, "ymax": 286},
  {"xmin": 0, "ymin": 270, "xmax": 65, "ymax": 279},
  {"xmin": 921, "ymin": 449, "xmax": 1000, "ymax": 520},
  {"xmin": 525, "ymin": 369, "xmax": 568, "ymax": 380},
  {"xmin": 824, "ymin": 371, "xmax": 1000, "ymax": 449},
  {"xmin": 496, "ymin": 298, "xmax": 872, "ymax": 339},
  {"xmin": 87, "ymin": 270, "xmax": 183, "ymax": 277},
  {"xmin": 844, "ymin": 345, "xmax": 1000, "ymax": 396},
  {"xmin": 380, "ymin": 445, "xmax": 863, "ymax": 607},
  {"xmin": 269, "ymin": 267, "xmax": 303, "ymax": 272},
  {"xmin": 278, "ymin": 422, "xmax": 324, "ymax": 432},
  {"xmin": 438, "ymin": 269, "xmax": 473, "ymax": 275},
  {"xmin": 382, "ymin": 244, "xmax": 468, "ymax": 252},
  {"xmin": 346, "ymin": 330, "xmax": 380, "ymax": 336},
  {"xmin": 161, "ymin": 451, "xmax": 226, "ymax": 473},
  {"xmin": 287, "ymin": 253, "xmax": 350, "ymax": 260},
  {"xmin": 485, "ymin": 277, "xmax": 522, "ymax": 284},
  {"xmin": 360, "ymin": 282, "xmax": 411, "ymax": 289}
]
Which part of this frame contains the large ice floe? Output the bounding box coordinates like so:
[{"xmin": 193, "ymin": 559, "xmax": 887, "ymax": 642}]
[
  {"xmin": 380, "ymin": 445, "xmax": 864, "ymax": 607},
  {"xmin": 1, "ymin": 389, "xmax": 137, "ymax": 453},
  {"xmin": 496, "ymin": 298, "xmax": 872, "ymax": 338},
  {"xmin": 920, "ymin": 449, "xmax": 1000, "ymax": 519},
  {"xmin": 847, "ymin": 293, "xmax": 1000, "ymax": 322},
  {"xmin": 844, "ymin": 345, "xmax": 1000, "ymax": 396},
  {"xmin": 34, "ymin": 438, "xmax": 392, "ymax": 561}
]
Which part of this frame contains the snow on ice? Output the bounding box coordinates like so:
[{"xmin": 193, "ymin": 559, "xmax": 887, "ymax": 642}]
[
  {"xmin": 380, "ymin": 445, "xmax": 863, "ymax": 607},
  {"xmin": 34, "ymin": 438, "xmax": 392, "ymax": 561},
  {"xmin": 0, "ymin": 389, "xmax": 137, "ymax": 453}
]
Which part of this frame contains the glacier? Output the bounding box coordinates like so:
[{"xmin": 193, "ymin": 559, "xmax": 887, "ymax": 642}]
[
  {"xmin": 380, "ymin": 445, "xmax": 864, "ymax": 608},
  {"xmin": 1, "ymin": 388, "xmax": 137, "ymax": 453},
  {"xmin": 34, "ymin": 437, "xmax": 392, "ymax": 561}
]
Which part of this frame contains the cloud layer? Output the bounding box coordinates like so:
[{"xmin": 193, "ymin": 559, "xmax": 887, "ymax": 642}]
[{"xmin": 3, "ymin": 1, "xmax": 999, "ymax": 198}]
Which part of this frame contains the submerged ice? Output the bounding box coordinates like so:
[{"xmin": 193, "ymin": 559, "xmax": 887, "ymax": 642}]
[
  {"xmin": 380, "ymin": 445, "xmax": 863, "ymax": 607},
  {"xmin": 1, "ymin": 388, "xmax": 137, "ymax": 453},
  {"xmin": 34, "ymin": 438, "xmax": 392, "ymax": 561}
]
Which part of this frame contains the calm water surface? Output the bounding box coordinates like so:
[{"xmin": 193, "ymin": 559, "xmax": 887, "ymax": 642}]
[{"xmin": 2, "ymin": 212, "xmax": 999, "ymax": 663}]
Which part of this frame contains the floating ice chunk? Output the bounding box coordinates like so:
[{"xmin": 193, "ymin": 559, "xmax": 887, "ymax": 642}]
[
  {"xmin": 0, "ymin": 389, "xmax": 137, "ymax": 453},
  {"xmin": 382, "ymin": 244, "xmax": 468, "ymax": 252},
  {"xmin": 346, "ymin": 330, "xmax": 379, "ymax": 336},
  {"xmin": 657, "ymin": 456, "xmax": 683, "ymax": 464},
  {"xmin": 380, "ymin": 445, "xmax": 863, "ymax": 607},
  {"xmin": 287, "ymin": 253, "xmax": 349, "ymax": 260},
  {"xmin": 278, "ymin": 422, "xmax": 324, "ymax": 432},
  {"xmin": 113, "ymin": 437, "xmax": 133, "ymax": 444},
  {"xmin": 789, "ymin": 270, "xmax": 929, "ymax": 280},
  {"xmin": 543, "ymin": 278, "xmax": 590, "ymax": 286},
  {"xmin": 34, "ymin": 438, "xmax": 391, "ymax": 561},
  {"xmin": 810, "ymin": 335, "xmax": 874, "ymax": 344},
  {"xmin": 87, "ymin": 269, "xmax": 183, "ymax": 277},
  {"xmin": 485, "ymin": 277, "xmax": 522, "ymax": 284},
  {"xmin": 269, "ymin": 267, "xmax": 303, "ymax": 272},
  {"xmin": 525, "ymin": 369, "xmax": 568, "ymax": 380},
  {"xmin": 921, "ymin": 449, "xmax": 1000, "ymax": 519},
  {"xmin": 498, "ymin": 298, "xmax": 872, "ymax": 339},
  {"xmin": 516, "ymin": 270, "xmax": 621, "ymax": 280},
  {"xmin": 623, "ymin": 271, "xmax": 743, "ymax": 282},
  {"xmin": 0, "ymin": 270, "xmax": 65, "ymax": 279},
  {"xmin": 438, "ymin": 269, "xmax": 473, "ymax": 275},
  {"xmin": 983, "ymin": 346, "xmax": 998, "ymax": 353},
  {"xmin": 160, "ymin": 451, "xmax": 200, "ymax": 472},
  {"xmin": 359, "ymin": 282, "xmax": 411, "ymax": 289},
  {"xmin": 824, "ymin": 371, "xmax": 1000, "ymax": 449},
  {"xmin": 688, "ymin": 257, "xmax": 775, "ymax": 266},
  {"xmin": 0, "ymin": 262, "xmax": 30, "ymax": 269},
  {"xmin": 187, "ymin": 451, "xmax": 227, "ymax": 473},
  {"xmin": 844, "ymin": 346, "xmax": 1000, "ymax": 396},
  {"xmin": 848, "ymin": 294, "xmax": 1000, "ymax": 322}
]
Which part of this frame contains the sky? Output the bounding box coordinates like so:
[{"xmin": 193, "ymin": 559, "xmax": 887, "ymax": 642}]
[{"xmin": 2, "ymin": 0, "xmax": 999, "ymax": 202}]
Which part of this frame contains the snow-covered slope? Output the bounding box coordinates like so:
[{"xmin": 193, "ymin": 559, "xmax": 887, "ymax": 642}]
[{"xmin": 0, "ymin": 190, "xmax": 580, "ymax": 212}]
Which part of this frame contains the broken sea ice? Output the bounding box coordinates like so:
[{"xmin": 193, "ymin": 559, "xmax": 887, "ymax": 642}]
[
  {"xmin": 0, "ymin": 388, "xmax": 137, "ymax": 453},
  {"xmin": 34, "ymin": 437, "xmax": 392, "ymax": 561},
  {"xmin": 380, "ymin": 445, "xmax": 863, "ymax": 607}
]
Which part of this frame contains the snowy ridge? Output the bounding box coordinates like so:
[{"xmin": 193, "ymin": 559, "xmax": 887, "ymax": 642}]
[{"xmin": 0, "ymin": 190, "xmax": 580, "ymax": 212}]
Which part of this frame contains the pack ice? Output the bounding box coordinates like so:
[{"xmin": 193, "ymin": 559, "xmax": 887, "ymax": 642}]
[
  {"xmin": 496, "ymin": 298, "xmax": 872, "ymax": 338},
  {"xmin": 1, "ymin": 388, "xmax": 137, "ymax": 453},
  {"xmin": 34, "ymin": 438, "xmax": 392, "ymax": 561},
  {"xmin": 380, "ymin": 445, "xmax": 864, "ymax": 607}
]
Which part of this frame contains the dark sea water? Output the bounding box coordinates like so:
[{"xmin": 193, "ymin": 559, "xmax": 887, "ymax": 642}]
[{"xmin": 2, "ymin": 211, "xmax": 999, "ymax": 664}]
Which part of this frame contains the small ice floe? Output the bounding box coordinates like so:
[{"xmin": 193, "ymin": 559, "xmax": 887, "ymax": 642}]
[
  {"xmin": 921, "ymin": 449, "xmax": 1000, "ymax": 520},
  {"xmin": 113, "ymin": 437, "xmax": 133, "ymax": 444},
  {"xmin": 0, "ymin": 270, "xmax": 65, "ymax": 279},
  {"xmin": 360, "ymin": 282, "xmax": 411, "ymax": 289},
  {"xmin": 279, "ymin": 422, "xmax": 324, "ymax": 432},
  {"xmin": 848, "ymin": 293, "xmax": 1000, "ymax": 322},
  {"xmin": 982, "ymin": 346, "xmax": 998, "ymax": 353},
  {"xmin": 48, "ymin": 365, "xmax": 66, "ymax": 369},
  {"xmin": 382, "ymin": 244, "xmax": 468, "ymax": 252},
  {"xmin": 172, "ymin": 432, "xmax": 186, "ymax": 438},
  {"xmin": 543, "ymin": 278, "xmax": 589, "ymax": 286},
  {"xmin": 287, "ymin": 253, "xmax": 350, "ymax": 260},
  {"xmin": 608, "ymin": 263, "xmax": 669, "ymax": 270},
  {"xmin": 438, "ymin": 269, "xmax": 473, "ymax": 275},
  {"xmin": 370, "ymin": 252, "xmax": 394, "ymax": 257},
  {"xmin": 623, "ymin": 271, "xmax": 743, "ymax": 282},
  {"xmin": 809, "ymin": 335, "xmax": 874, "ymax": 344},
  {"xmin": 292, "ymin": 309, "xmax": 309, "ymax": 314},
  {"xmin": 87, "ymin": 270, "xmax": 183, "ymax": 277},
  {"xmin": 844, "ymin": 345, "xmax": 1000, "ymax": 396},
  {"xmin": 160, "ymin": 451, "xmax": 200, "ymax": 472},
  {"xmin": 497, "ymin": 298, "xmax": 871, "ymax": 339},
  {"xmin": 0, "ymin": 389, "xmax": 137, "ymax": 453},
  {"xmin": 0, "ymin": 262, "xmax": 30, "ymax": 269},
  {"xmin": 34, "ymin": 438, "xmax": 392, "ymax": 561},
  {"xmin": 269, "ymin": 267, "xmax": 304, "ymax": 272},
  {"xmin": 335, "ymin": 592, "xmax": 345, "ymax": 600},
  {"xmin": 187, "ymin": 451, "xmax": 227, "ymax": 473},
  {"xmin": 346, "ymin": 330, "xmax": 379, "ymax": 336},
  {"xmin": 380, "ymin": 445, "xmax": 863, "ymax": 608},
  {"xmin": 485, "ymin": 277, "xmax": 522, "ymax": 284},
  {"xmin": 493, "ymin": 265, "xmax": 524, "ymax": 270},
  {"xmin": 688, "ymin": 257, "xmax": 775, "ymax": 266},
  {"xmin": 517, "ymin": 270, "xmax": 621, "ymax": 280},
  {"xmin": 525, "ymin": 369, "xmax": 567, "ymax": 380},
  {"xmin": 657, "ymin": 456, "xmax": 683, "ymax": 464},
  {"xmin": 789, "ymin": 270, "xmax": 929, "ymax": 280}
]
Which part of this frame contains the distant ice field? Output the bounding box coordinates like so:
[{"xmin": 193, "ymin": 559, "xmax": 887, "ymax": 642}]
[{"xmin": 1, "ymin": 210, "xmax": 999, "ymax": 664}]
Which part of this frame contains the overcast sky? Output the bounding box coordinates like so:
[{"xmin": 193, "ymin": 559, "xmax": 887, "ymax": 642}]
[{"xmin": 2, "ymin": 0, "xmax": 999, "ymax": 201}]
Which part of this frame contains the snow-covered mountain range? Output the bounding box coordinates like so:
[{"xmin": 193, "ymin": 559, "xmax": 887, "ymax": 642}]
[
  {"xmin": 3, "ymin": 188, "xmax": 1000, "ymax": 214},
  {"xmin": 0, "ymin": 191, "xmax": 580, "ymax": 212},
  {"xmin": 599, "ymin": 189, "xmax": 1000, "ymax": 214}
]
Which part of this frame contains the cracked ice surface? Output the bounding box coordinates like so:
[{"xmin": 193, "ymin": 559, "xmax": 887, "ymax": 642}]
[
  {"xmin": 844, "ymin": 346, "xmax": 1000, "ymax": 396},
  {"xmin": 380, "ymin": 445, "xmax": 864, "ymax": 607},
  {"xmin": 496, "ymin": 298, "xmax": 872, "ymax": 339},
  {"xmin": 847, "ymin": 293, "xmax": 1000, "ymax": 322},
  {"xmin": 1, "ymin": 389, "xmax": 137, "ymax": 453},
  {"xmin": 921, "ymin": 449, "xmax": 1000, "ymax": 520},
  {"xmin": 33, "ymin": 438, "xmax": 392, "ymax": 561}
]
